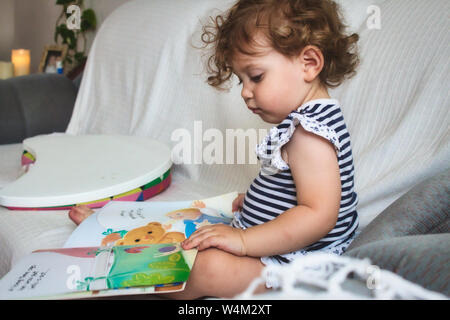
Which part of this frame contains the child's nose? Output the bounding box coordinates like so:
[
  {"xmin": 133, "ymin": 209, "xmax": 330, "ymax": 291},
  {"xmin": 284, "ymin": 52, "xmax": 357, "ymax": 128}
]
[{"xmin": 241, "ymin": 84, "xmax": 253, "ymax": 100}]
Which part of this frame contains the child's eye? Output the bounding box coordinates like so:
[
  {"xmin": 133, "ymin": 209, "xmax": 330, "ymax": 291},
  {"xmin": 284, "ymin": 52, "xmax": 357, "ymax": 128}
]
[{"xmin": 251, "ymin": 74, "xmax": 263, "ymax": 83}]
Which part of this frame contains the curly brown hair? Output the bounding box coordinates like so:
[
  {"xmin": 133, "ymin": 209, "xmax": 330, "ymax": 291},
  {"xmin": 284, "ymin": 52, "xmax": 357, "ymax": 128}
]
[{"xmin": 201, "ymin": 0, "xmax": 359, "ymax": 89}]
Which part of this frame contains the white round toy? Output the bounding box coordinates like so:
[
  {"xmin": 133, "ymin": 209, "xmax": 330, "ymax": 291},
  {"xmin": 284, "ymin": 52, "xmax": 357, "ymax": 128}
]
[{"xmin": 0, "ymin": 134, "xmax": 172, "ymax": 210}]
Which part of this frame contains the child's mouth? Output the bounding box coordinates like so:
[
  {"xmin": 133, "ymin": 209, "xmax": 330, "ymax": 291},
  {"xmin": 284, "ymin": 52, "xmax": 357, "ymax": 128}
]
[{"xmin": 248, "ymin": 106, "xmax": 261, "ymax": 114}]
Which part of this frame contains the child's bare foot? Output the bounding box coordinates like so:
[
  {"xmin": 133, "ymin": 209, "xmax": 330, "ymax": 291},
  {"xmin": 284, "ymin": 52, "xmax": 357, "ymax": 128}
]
[{"xmin": 69, "ymin": 205, "xmax": 95, "ymax": 225}]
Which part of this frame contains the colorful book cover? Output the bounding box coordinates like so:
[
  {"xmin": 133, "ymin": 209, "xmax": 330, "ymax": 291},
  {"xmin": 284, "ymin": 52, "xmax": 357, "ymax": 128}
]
[
  {"xmin": 0, "ymin": 243, "xmax": 195, "ymax": 299},
  {"xmin": 63, "ymin": 192, "xmax": 236, "ymax": 249},
  {"xmin": 0, "ymin": 192, "xmax": 236, "ymax": 299}
]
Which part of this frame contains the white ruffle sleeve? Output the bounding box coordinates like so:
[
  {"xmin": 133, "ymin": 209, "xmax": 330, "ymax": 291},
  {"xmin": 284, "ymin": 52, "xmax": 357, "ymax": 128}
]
[{"xmin": 256, "ymin": 112, "xmax": 341, "ymax": 173}]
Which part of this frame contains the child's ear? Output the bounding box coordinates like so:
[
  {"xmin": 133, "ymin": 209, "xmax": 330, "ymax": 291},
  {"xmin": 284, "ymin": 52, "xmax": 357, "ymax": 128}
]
[{"xmin": 298, "ymin": 45, "xmax": 324, "ymax": 82}]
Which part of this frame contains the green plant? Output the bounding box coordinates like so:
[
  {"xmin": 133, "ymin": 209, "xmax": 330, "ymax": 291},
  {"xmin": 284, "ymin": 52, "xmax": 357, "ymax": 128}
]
[{"xmin": 54, "ymin": 0, "xmax": 96, "ymax": 70}]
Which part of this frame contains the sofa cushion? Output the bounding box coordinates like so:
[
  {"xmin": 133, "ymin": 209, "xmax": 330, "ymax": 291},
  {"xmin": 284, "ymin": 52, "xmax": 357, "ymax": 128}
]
[
  {"xmin": 344, "ymin": 169, "xmax": 450, "ymax": 296},
  {"xmin": 0, "ymin": 79, "xmax": 26, "ymax": 144},
  {"xmin": 0, "ymin": 74, "xmax": 78, "ymax": 144},
  {"xmin": 345, "ymin": 233, "xmax": 450, "ymax": 296},
  {"xmin": 347, "ymin": 169, "xmax": 450, "ymax": 250}
]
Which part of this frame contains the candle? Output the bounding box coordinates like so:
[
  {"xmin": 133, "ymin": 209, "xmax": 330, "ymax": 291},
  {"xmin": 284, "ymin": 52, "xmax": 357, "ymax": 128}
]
[
  {"xmin": 11, "ymin": 49, "xmax": 30, "ymax": 77},
  {"xmin": 0, "ymin": 61, "xmax": 14, "ymax": 79}
]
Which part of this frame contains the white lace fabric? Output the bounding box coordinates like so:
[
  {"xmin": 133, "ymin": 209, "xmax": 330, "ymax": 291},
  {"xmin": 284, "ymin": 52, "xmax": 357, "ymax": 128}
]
[
  {"xmin": 233, "ymin": 253, "xmax": 448, "ymax": 300},
  {"xmin": 256, "ymin": 109, "xmax": 341, "ymax": 174}
]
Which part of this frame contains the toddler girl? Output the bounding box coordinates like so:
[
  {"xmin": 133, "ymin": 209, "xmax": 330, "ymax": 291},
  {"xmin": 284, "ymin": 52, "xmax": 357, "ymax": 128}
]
[
  {"xmin": 69, "ymin": 0, "xmax": 360, "ymax": 299},
  {"xmin": 174, "ymin": 0, "xmax": 360, "ymax": 298}
]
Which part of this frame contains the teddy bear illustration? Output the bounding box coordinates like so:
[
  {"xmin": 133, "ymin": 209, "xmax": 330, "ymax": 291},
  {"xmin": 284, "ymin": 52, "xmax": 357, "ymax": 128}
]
[{"xmin": 101, "ymin": 222, "xmax": 186, "ymax": 246}]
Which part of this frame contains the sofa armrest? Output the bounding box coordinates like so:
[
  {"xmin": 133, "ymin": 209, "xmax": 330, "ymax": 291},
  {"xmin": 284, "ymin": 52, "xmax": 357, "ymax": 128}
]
[
  {"xmin": 0, "ymin": 73, "xmax": 79, "ymax": 145},
  {"xmin": 344, "ymin": 169, "xmax": 450, "ymax": 296},
  {"xmin": 347, "ymin": 169, "xmax": 450, "ymax": 250}
]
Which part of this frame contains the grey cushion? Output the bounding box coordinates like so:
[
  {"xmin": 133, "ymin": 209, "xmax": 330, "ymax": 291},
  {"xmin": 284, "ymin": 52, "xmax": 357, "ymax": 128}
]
[
  {"xmin": 73, "ymin": 72, "xmax": 83, "ymax": 91},
  {"xmin": 0, "ymin": 73, "xmax": 78, "ymax": 144},
  {"xmin": 347, "ymin": 169, "xmax": 450, "ymax": 250},
  {"xmin": 345, "ymin": 233, "xmax": 449, "ymax": 296},
  {"xmin": 344, "ymin": 169, "xmax": 450, "ymax": 296}
]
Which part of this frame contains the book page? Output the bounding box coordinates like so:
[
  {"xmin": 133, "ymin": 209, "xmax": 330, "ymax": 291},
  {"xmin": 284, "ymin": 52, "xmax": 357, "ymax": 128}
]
[
  {"xmin": 0, "ymin": 244, "xmax": 197, "ymax": 299},
  {"xmin": 0, "ymin": 192, "xmax": 237, "ymax": 299},
  {"xmin": 64, "ymin": 192, "xmax": 237, "ymax": 248}
]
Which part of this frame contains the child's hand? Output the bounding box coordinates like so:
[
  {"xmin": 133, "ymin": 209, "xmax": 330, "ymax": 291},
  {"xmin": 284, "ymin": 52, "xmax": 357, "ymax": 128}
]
[
  {"xmin": 181, "ymin": 224, "xmax": 247, "ymax": 256},
  {"xmin": 191, "ymin": 200, "xmax": 206, "ymax": 208},
  {"xmin": 232, "ymin": 193, "xmax": 245, "ymax": 212}
]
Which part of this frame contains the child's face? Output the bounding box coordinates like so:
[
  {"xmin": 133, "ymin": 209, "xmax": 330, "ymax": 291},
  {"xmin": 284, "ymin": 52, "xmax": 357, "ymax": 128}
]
[{"xmin": 231, "ymin": 40, "xmax": 313, "ymax": 124}]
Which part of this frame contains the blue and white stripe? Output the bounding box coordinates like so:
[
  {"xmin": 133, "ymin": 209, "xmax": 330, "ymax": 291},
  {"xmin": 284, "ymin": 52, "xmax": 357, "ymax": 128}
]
[{"xmin": 233, "ymin": 99, "xmax": 359, "ymax": 262}]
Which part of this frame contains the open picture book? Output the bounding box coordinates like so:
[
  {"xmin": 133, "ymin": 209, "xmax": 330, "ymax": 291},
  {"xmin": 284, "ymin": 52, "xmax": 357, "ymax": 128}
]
[{"xmin": 0, "ymin": 192, "xmax": 237, "ymax": 299}]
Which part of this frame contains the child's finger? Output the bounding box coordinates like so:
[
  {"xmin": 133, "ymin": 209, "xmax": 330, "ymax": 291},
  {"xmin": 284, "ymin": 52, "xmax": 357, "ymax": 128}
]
[
  {"xmin": 232, "ymin": 193, "xmax": 245, "ymax": 212},
  {"xmin": 190, "ymin": 225, "xmax": 214, "ymax": 239},
  {"xmin": 196, "ymin": 235, "xmax": 219, "ymax": 251},
  {"xmin": 190, "ymin": 228, "xmax": 215, "ymax": 243},
  {"xmin": 232, "ymin": 199, "xmax": 239, "ymax": 212},
  {"xmin": 185, "ymin": 226, "xmax": 221, "ymax": 250}
]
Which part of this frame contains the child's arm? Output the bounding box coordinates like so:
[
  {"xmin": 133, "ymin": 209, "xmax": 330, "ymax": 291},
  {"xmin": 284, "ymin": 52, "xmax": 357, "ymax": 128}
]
[
  {"xmin": 243, "ymin": 126, "xmax": 341, "ymax": 256},
  {"xmin": 182, "ymin": 126, "xmax": 341, "ymax": 257}
]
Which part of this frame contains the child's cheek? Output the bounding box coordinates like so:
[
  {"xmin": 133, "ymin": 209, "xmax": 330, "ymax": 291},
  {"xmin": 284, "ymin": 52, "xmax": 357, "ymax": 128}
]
[{"xmin": 254, "ymin": 85, "xmax": 273, "ymax": 109}]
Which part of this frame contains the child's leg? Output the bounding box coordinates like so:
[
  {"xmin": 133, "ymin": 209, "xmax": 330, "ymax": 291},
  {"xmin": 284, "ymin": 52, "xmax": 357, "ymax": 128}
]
[
  {"xmin": 68, "ymin": 205, "xmax": 95, "ymax": 225},
  {"xmin": 160, "ymin": 248, "xmax": 267, "ymax": 299}
]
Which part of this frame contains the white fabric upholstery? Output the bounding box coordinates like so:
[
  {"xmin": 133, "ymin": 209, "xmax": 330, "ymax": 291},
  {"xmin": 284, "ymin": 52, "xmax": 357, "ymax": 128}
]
[
  {"xmin": 329, "ymin": 0, "xmax": 450, "ymax": 226},
  {"xmin": 67, "ymin": 0, "xmax": 450, "ymax": 227},
  {"xmin": 0, "ymin": 0, "xmax": 449, "ymax": 279}
]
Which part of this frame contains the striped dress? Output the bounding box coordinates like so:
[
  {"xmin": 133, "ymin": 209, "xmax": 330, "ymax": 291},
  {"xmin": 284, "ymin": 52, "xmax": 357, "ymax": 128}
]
[{"xmin": 232, "ymin": 98, "xmax": 359, "ymax": 266}]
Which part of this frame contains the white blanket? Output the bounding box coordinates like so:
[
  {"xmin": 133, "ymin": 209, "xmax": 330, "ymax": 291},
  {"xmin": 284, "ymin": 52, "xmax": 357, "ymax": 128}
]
[{"xmin": 67, "ymin": 0, "xmax": 450, "ymax": 227}]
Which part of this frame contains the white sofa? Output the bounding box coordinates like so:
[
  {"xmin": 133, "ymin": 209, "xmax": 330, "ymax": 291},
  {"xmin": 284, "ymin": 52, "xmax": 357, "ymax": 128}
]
[{"xmin": 0, "ymin": 0, "xmax": 449, "ymax": 296}]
